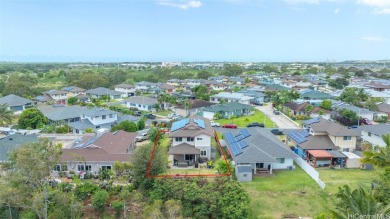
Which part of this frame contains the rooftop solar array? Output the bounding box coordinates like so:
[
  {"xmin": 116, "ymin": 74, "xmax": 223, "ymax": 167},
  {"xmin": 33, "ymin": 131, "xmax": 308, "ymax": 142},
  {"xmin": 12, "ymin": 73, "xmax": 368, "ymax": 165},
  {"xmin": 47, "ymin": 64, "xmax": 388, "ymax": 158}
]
[
  {"xmin": 193, "ymin": 118, "xmax": 205, "ymax": 129},
  {"xmin": 287, "ymin": 130, "xmax": 310, "ymax": 144},
  {"xmin": 225, "ymin": 129, "xmax": 252, "ymax": 157},
  {"xmin": 170, "ymin": 118, "xmax": 190, "ymax": 132},
  {"xmin": 303, "ymin": 117, "xmax": 321, "ymax": 125}
]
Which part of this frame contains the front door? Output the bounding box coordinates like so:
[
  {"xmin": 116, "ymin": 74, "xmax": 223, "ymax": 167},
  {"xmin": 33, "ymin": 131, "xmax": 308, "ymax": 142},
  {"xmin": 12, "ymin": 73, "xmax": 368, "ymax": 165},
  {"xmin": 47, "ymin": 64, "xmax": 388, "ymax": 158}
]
[
  {"xmin": 184, "ymin": 154, "xmax": 195, "ymax": 161},
  {"xmin": 256, "ymin": 163, "xmax": 264, "ymax": 169}
]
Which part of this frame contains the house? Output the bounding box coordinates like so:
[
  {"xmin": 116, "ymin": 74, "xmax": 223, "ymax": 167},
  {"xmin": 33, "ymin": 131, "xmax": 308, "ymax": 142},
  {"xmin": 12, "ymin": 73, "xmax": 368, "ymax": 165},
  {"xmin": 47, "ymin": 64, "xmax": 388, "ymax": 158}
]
[
  {"xmin": 301, "ymin": 117, "xmax": 359, "ymax": 152},
  {"xmin": 68, "ymin": 108, "xmax": 118, "ymax": 134},
  {"xmin": 135, "ymin": 81, "xmax": 160, "ymax": 93},
  {"xmin": 335, "ymin": 103, "xmax": 376, "ymax": 121},
  {"xmin": 0, "ymin": 94, "xmax": 34, "ymax": 112},
  {"xmin": 54, "ymin": 131, "xmax": 136, "ymax": 176},
  {"xmin": 364, "ymin": 82, "xmax": 390, "ymax": 92},
  {"xmin": 262, "ymin": 84, "xmax": 291, "ymax": 92},
  {"xmin": 377, "ymin": 103, "xmax": 390, "ymax": 120},
  {"xmin": 74, "ymin": 94, "xmax": 91, "ymax": 103},
  {"xmin": 359, "ymin": 123, "xmax": 390, "ymax": 147},
  {"xmin": 211, "ymin": 83, "xmax": 229, "ymax": 91},
  {"xmin": 173, "ymin": 99, "xmax": 216, "ymax": 117},
  {"xmin": 168, "ymin": 117, "xmax": 213, "ymax": 167},
  {"xmin": 43, "ymin": 90, "xmax": 68, "ymax": 104},
  {"xmin": 224, "ymin": 128, "xmax": 296, "ymax": 181},
  {"xmin": 0, "ymin": 134, "xmax": 38, "ymax": 163},
  {"xmin": 299, "ymin": 90, "xmax": 333, "ymax": 100},
  {"xmin": 237, "ymin": 90, "xmax": 266, "ymax": 105},
  {"xmin": 124, "ymin": 96, "xmax": 159, "ymax": 111},
  {"xmin": 159, "ymin": 83, "xmax": 176, "ymax": 94},
  {"xmin": 114, "ymin": 84, "xmax": 136, "ymax": 97},
  {"xmin": 283, "ymin": 102, "xmax": 329, "ymax": 119},
  {"xmin": 366, "ymin": 90, "xmax": 390, "ymax": 104},
  {"xmin": 200, "ymin": 102, "xmax": 252, "ymax": 120},
  {"xmin": 38, "ymin": 105, "xmax": 86, "ymax": 124},
  {"xmin": 61, "ymin": 86, "xmax": 86, "ymax": 98},
  {"xmin": 86, "ymin": 87, "xmax": 125, "ymax": 100},
  {"xmin": 210, "ymin": 92, "xmax": 254, "ymax": 105}
]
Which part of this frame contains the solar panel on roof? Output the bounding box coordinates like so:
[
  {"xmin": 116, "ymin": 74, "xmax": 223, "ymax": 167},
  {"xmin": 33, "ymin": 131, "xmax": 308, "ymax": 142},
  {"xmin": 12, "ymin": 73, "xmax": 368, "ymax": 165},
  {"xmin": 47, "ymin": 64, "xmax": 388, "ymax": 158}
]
[
  {"xmin": 170, "ymin": 118, "xmax": 190, "ymax": 132},
  {"xmin": 194, "ymin": 118, "xmax": 205, "ymax": 129},
  {"xmin": 288, "ymin": 130, "xmax": 309, "ymax": 144},
  {"xmin": 240, "ymin": 129, "xmax": 251, "ymax": 139},
  {"xmin": 238, "ymin": 140, "xmax": 249, "ymax": 149},
  {"xmin": 225, "ymin": 132, "xmax": 237, "ymax": 144},
  {"xmin": 230, "ymin": 142, "xmax": 242, "ymax": 156},
  {"xmin": 235, "ymin": 134, "xmax": 244, "ymax": 141}
]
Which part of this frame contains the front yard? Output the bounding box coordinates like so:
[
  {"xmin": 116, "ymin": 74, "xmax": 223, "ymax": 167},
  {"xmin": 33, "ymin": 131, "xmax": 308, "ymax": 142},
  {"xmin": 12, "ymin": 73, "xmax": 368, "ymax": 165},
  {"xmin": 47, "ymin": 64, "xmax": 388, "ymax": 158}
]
[
  {"xmin": 241, "ymin": 166, "xmax": 375, "ymax": 218},
  {"xmin": 215, "ymin": 110, "xmax": 276, "ymax": 128}
]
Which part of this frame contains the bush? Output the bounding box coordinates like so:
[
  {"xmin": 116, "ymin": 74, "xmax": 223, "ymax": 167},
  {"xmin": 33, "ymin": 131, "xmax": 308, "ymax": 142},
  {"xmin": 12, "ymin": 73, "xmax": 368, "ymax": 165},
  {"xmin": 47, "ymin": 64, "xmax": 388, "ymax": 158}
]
[
  {"xmin": 92, "ymin": 189, "xmax": 109, "ymax": 214},
  {"xmin": 56, "ymin": 182, "xmax": 73, "ymax": 193},
  {"xmin": 112, "ymin": 200, "xmax": 123, "ymax": 218},
  {"xmin": 74, "ymin": 181, "xmax": 99, "ymax": 200}
]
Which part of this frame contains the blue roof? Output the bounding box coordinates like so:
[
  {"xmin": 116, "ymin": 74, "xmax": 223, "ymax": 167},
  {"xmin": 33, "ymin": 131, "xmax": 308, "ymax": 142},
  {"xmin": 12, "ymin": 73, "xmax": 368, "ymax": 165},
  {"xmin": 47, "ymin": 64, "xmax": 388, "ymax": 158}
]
[
  {"xmin": 286, "ymin": 130, "xmax": 310, "ymax": 144},
  {"xmin": 62, "ymin": 86, "xmax": 74, "ymax": 91},
  {"xmin": 194, "ymin": 118, "xmax": 205, "ymax": 129}
]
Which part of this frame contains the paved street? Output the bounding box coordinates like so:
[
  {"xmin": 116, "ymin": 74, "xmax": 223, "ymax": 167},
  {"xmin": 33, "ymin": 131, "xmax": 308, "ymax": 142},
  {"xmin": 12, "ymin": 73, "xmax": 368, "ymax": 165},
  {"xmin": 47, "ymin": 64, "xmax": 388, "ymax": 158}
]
[{"xmin": 255, "ymin": 103, "xmax": 300, "ymax": 129}]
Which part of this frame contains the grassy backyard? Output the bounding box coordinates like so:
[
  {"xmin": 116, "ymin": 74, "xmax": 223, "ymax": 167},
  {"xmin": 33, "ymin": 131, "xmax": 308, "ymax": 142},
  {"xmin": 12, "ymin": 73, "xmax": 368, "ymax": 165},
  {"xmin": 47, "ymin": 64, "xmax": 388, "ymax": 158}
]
[
  {"xmin": 241, "ymin": 166, "xmax": 375, "ymax": 218},
  {"xmin": 215, "ymin": 110, "xmax": 276, "ymax": 128}
]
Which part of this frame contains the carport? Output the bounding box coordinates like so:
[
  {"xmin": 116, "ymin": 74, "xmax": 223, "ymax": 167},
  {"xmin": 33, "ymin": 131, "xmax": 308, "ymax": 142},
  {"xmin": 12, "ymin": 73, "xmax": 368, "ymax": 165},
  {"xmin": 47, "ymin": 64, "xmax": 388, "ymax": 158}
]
[{"xmin": 307, "ymin": 150, "xmax": 332, "ymax": 167}]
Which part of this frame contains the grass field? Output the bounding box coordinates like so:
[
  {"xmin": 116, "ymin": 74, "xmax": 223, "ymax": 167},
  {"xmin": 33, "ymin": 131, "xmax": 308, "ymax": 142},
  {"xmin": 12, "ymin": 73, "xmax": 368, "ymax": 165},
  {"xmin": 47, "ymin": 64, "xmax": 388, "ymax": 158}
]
[
  {"xmin": 241, "ymin": 166, "xmax": 375, "ymax": 218},
  {"xmin": 215, "ymin": 110, "xmax": 276, "ymax": 128},
  {"xmin": 155, "ymin": 110, "xmax": 171, "ymax": 117}
]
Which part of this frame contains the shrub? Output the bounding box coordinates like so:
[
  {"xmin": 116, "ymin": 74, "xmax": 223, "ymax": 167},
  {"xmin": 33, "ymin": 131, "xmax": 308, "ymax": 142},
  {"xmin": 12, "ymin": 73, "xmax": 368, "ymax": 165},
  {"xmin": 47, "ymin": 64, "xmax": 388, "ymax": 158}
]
[
  {"xmin": 92, "ymin": 189, "xmax": 109, "ymax": 214},
  {"xmin": 112, "ymin": 200, "xmax": 123, "ymax": 218},
  {"xmin": 74, "ymin": 181, "xmax": 99, "ymax": 200}
]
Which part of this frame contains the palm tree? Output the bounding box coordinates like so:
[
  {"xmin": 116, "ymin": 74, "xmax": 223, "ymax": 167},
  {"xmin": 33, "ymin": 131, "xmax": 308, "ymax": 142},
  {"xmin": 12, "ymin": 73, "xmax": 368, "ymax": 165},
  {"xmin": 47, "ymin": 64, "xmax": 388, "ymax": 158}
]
[
  {"xmin": 0, "ymin": 104, "xmax": 13, "ymax": 126},
  {"xmin": 361, "ymin": 134, "xmax": 390, "ymax": 167},
  {"xmin": 331, "ymin": 185, "xmax": 390, "ymax": 218}
]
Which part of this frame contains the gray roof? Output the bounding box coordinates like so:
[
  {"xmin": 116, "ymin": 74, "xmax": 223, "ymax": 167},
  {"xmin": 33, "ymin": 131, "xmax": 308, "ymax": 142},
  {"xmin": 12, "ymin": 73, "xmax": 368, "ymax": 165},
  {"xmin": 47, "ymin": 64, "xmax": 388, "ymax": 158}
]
[
  {"xmin": 327, "ymin": 150, "xmax": 347, "ymax": 158},
  {"xmin": 61, "ymin": 86, "xmax": 85, "ymax": 92},
  {"xmin": 359, "ymin": 123, "xmax": 390, "ymax": 136},
  {"xmin": 0, "ymin": 134, "xmax": 38, "ymax": 161},
  {"xmin": 117, "ymin": 114, "xmax": 140, "ymax": 123},
  {"xmin": 298, "ymin": 135, "xmax": 338, "ymax": 150},
  {"xmin": 81, "ymin": 108, "xmax": 117, "ymax": 117},
  {"xmin": 168, "ymin": 143, "xmax": 200, "ymax": 155},
  {"xmin": 0, "ymin": 94, "xmax": 34, "ymax": 107},
  {"xmin": 68, "ymin": 119, "xmax": 116, "ymax": 131},
  {"xmin": 335, "ymin": 103, "xmax": 374, "ymax": 115},
  {"xmin": 115, "ymin": 83, "xmax": 134, "ymax": 89},
  {"xmin": 225, "ymin": 128, "xmax": 296, "ymax": 164},
  {"xmin": 86, "ymin": 87, "xmax": 123, "ymax": 96},
  {"xmin": 310, "ymin": 118, "xmax": 360, "ymax": 137},
  {"xmin": 124, "ymin": 96, "xmax": 158, "ymax": 105},
  {"xmin": 237, "ymin": 165, "xmax": 252, "ymax": 173},
  {"xmin": 202, "ymin": 102, "xmax": 251, "ymax": 113},
  {"xmin": 38, "ymin": 105, "xmax": 87, "ymax": 121},
  {"xmin": 378, "ymin": 103, "xmax": 390, "ymax": 113},
  {"xmin": 211, "ymin": 92, "xmax": 254, "ymax": 101}
]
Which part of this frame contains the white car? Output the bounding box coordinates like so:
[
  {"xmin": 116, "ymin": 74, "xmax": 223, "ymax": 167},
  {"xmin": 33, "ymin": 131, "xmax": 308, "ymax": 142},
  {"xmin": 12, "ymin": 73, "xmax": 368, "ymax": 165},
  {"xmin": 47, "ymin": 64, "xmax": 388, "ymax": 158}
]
[{"xmin": 210, "ymin": 121, "xmax": 220, "ymax": 127}]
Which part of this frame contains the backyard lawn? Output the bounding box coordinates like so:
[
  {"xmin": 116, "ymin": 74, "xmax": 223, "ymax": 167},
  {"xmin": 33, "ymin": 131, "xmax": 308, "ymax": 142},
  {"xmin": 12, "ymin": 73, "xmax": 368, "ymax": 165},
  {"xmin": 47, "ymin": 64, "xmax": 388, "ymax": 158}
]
[
  {"xmin": 155, "ymin": 110, "xmax": 171, "ymax": 117},
  {"xmin": 215, "ymin": 110, "xmax": 276, "ymax": 128},
  {"xmin": 241, "ymin": 166, "xmax": 375, "ymax": 218}
]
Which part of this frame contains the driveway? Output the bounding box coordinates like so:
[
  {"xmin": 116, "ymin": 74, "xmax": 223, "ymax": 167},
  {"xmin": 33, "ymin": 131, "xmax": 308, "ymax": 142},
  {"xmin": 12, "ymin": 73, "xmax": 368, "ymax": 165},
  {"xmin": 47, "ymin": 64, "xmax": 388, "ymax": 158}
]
[{"xmin": 255, "ymin": 104, "xmax": 300, "ymax": 129}]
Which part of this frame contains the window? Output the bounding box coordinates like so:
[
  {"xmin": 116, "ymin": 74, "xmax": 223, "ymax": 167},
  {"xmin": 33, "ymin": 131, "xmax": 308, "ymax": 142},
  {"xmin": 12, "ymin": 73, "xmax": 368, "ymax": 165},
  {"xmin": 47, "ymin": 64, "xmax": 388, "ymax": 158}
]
[
  {"xmin": 86, "ymin": 165, "xmax": 92, "ymax": 171},
  {"xmin": 197, "ymin": 137, "xmax": 203, "ymax": 141},
  {"xmin": 368, "ymin": 132, "xmax": 371, "ymax": 137},
  {"xmin": 343, "ymin": 148, "xmax": 350, "ymax": 152},
  {"xmin": 101, "ymin": 166, "xmax": 112, "ymax": 170},
  {"xmin": 175, "ymin": 137, "xmax": 182, "ymax": 142},
  {"xmin": 276, "ymin": 158, "xmax": 285, "ymax": 163},
  {"xmin": 187, "ymin": 137, "xmax": 194, "ymax": 142},
  {"xmin": 138, "ymin": 104, "xmax": 141, "ymax": 107},
  {"xmin": 243, "ymin": 174, "xmax": 248, "ymax": 177},
  {"xmin": 343, "ymin": 136, "xmax": 352, "ymax": 141},
  {"xmin": 54, "ymin": 164, "xmax": 61, "ymax": 171},
  {"xmin": 109, "ymin": 114, "xmax": 113, "ymax": 118},
  {"xmin": 184, "ymin": 154, "xmax": 195, "ymax": 161},
  {"xmin": 102, "ymin": 115, "xmax": 106, "ymax": 120},
  {"xmin": 96, "ymin": 126, "xmax": 100, "ymax": 129},
  {"xmin": 77, "ymin": 165, "xmax": 85, "ymax": 171},
  {"xmin": 201, "ymin": 150, "xmax": 207, "ymax": 156},
  {"xmin": 61, "ymin": 165, "xmax": 68, "ymax": 171},
  {"xmin": 95, "ymin": 116, "xmax": 99, "ymax": 118}
]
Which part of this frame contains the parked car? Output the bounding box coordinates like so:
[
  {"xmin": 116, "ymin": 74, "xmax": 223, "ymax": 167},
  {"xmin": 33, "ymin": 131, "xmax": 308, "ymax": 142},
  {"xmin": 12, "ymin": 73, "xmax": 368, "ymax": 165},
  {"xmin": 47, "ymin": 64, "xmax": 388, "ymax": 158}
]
[
  {"xmin": 246, "ymin": 122, "xmax": 264, "ymax": 128},
  {"xmin": 253, "ymin": 102, "xmax": 263, "ymax": 106},
  {"xmin": 361, "ymin": 118, "xmax": 372, "ymax": 125},
  {"xmin": 222, "ymin": 124, "xmax": 238, "ymax": 129},
  {"xmin": 136, "ymin": 132, "xmax": 148, "ymax": 142},
  {"xmin": 210, "ymin": 121, "xmax": 220, "ymax": 127},
  {"xmin": 348, "ymin": 125, "xmax": 358, "ymax": 129},
  {"xmin": 135, "ymin": 111, "xmax": 142, "ymax": 116},
  {"xmin": 271, "ymin": 129, "xmax": 283, "ymax": 135},
  {"xmin": 144, "ymin": 114, "xmax": 156, "ymax": 119},
  {"xmin": 273, "ymin": 110, "xmax": 280, "ymax": 115},
  {"xmin": 168, "ymin": 113, "xmax": 177, "ymax": 119},
  {"xmin": 172, "ymin": 115, "xmax": 183, "ymax": 120}
]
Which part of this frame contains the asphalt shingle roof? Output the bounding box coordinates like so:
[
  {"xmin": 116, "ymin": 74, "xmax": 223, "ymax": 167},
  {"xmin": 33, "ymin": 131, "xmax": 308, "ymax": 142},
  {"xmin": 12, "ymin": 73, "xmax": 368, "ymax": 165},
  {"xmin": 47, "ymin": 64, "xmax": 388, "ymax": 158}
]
[
  {"xmin": 38, "ymin": 105, "xmax": 87, "ymax": 121},
  {"xmin": 0, "ymin": 134, "xmax": 38, "ymax": 161},
  {"xmin": 359, "ymin": 123, "xmax": 390, "ymax": 136},
  {"xmin": 202, "ymin": 102, "xmax": 251, "ymax": 113},
  {"xmin": 168, "ymin": 143, "xmax": 200, "ymax": 155},
  {"xmin": 86, "ymin": 87, "xmax": 123, "ymax": 96},
  {"xmin": 0, "ymin": 94, "xmax": 34, "ymax": 107},
  {"xmin": 124, "ymin": 96, "xmax": 158, "ymax": 105}
]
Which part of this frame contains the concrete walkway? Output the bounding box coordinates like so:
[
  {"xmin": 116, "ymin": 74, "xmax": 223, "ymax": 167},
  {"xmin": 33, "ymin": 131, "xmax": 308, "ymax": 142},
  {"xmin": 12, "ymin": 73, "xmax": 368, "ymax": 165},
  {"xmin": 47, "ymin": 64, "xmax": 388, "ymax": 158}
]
[{"xmin": 256, "ymin": 104, "xmax": 299, "ymax": 129}]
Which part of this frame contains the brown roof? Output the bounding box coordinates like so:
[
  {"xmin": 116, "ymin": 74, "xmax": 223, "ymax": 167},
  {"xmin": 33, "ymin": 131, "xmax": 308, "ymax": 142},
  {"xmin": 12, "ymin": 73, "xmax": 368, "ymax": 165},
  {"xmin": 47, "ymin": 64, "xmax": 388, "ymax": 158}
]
[
  {"xmin": 310, "ymin": 118, "xmax": 359, "ymax": 137},
  {"xmin": 169, "ymin": 116, "xmax": 214, "ymax": 138},
  {"xmin": 378, "ymin": 103, "xmax": 390, "ymax": 113},
  {"xmin": 299, "ymin": 135, "xmax": 338, "ymax": 150},
  {"xmin": 92, "ymin": 131, "xmax": 137, "ymax": 154},
  {"xmin": 176, "ymin": 99, "xmax": 216, "ymax": 109},
  {"xmin": 168, "ymin": 143, "xmax": 200, "ymax": 155},
  {"xmin": 284, "ymin": 102, "xmax": 308, "ymax": 112},
  {"xmin": 365, "ymin": 82, "xmax": 390, "ymax": 89},
  {"xmin": 61, "ymin": 148, "xmax": 131, "ymax": 162},
  {"xmin": 160, "ymin": 83, "xmax": 175, "ymax": 89},
  {"xmin": 307, "ymin": 150, "xmax": 333, "ymax": 158},
  {"xmin": 115, "ymin": 83, "xmax": 134, "ymax": 89}
]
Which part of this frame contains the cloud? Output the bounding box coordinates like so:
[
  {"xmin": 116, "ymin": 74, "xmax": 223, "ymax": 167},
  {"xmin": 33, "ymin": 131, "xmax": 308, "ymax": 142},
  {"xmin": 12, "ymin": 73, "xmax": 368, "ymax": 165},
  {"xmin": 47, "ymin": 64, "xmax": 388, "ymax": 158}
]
[
  {"xmin": 157, "ymin": 0, "xmax": 202, "ymax": 9},
  {"xmin": 357, "ymin": 0, "xmax": 390, "ymax": 14},
  {"xmin": 284, "ymin": 0, "xmax": 320, "ymax": 4},
  {"xmin": 334, "ymin": 7, "xmax": 340, "ymax": 14},
  {"xmin": 361, "ymin": 36, "xmax": 388, "ymax": 41}
]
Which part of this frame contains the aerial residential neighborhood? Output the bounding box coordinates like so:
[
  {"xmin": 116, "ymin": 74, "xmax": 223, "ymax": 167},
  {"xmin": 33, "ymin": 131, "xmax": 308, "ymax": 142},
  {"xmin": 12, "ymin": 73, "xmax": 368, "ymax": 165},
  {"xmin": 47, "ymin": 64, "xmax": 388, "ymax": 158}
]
[{"xmin": 1, "ymin": 0, "xmax": 390, "ymax": 217}]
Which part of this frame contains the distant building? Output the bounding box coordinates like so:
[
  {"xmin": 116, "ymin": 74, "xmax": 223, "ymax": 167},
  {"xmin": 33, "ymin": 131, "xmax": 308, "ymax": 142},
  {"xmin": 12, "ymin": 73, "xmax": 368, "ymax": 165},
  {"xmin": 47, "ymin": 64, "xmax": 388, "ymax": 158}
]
[
  {"xmin": 86, "ymin": 87, "xmax": 125, "ymax": 100},
  {"xmin": 61, "ymin": 86, "xmax": 86, "ymax": 98},
  {"xmin": 359, "ymin": 123, "xmax": 390, "ymax": 147},
  {"xmin": 114, "ymin": 84, "xmax": 136, "ymax": 97},
  {"xmin": 0, "ymin": 94, "xmax": 34, "ymax": 112},
  {"xmin": 124, "ymin": 96, "xmax": 159, "ymax": 111},
  {"xmin": 0, "ymin": 134, "xmax": 38, "ymax": 163}
]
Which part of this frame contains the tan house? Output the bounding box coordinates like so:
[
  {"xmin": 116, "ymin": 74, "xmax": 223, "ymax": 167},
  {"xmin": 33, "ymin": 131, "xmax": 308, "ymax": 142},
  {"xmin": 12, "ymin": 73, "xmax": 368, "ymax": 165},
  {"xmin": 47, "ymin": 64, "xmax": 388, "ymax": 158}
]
[{"xmin": 62, "ymin": 86, "xmax": 86, "ymax": 98}]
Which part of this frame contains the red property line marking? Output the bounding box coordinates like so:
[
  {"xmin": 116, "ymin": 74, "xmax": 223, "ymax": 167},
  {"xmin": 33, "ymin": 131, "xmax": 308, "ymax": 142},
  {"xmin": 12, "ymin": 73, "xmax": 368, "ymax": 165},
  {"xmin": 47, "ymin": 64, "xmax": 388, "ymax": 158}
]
[{"xmin": 145, "ymin": 129, "xmax": 232, "ymax": 178}]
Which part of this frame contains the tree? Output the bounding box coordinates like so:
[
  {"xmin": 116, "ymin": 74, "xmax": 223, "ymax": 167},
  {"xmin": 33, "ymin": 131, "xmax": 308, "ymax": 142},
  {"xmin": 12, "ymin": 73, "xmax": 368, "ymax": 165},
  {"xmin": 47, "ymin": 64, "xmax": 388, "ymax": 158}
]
[
  {"xmin": 18, "ymin": 108, "xmax": 47, "ymax": 129},
  {"xmin": 153, "ymin": 103, "xmax": 161, "ymax": 112},
  {"xmin": 85, "ymin": 128, "xmax": 94, "ymax": 133},
  {"xmin": 215, "ymin": 158, "xmax": 233, "ymax": 174},
  {"xmin": 304, "ymin": 104, "xmax": 314, "ymax": 115},
  {"xmin": 131, "ymin": 142, "xmax": 167, "ymax": 190},
  {"xmin": 0, "ymin": 138, "xmax": 64, "ymax": 219},
  {"xmin": 197, "ymin": 70, "xmax": 212, "ymax": 79},
  {"xmin": 361, "ymin": 134, "xmax": 390, "ymax": 167},
  {"xmin": 67, "ymin": 97, "xmax": 78, "ymax": 105},
  {"xmin": 191, "ymin": 85, "xmax": 209, "ymax": 101},
  {"xmin": 137, "ymin": 118, "xmax": 146, "ymax": 130},
  {"xmin": 71, "ymin": 71, "xmax": 109, "ymax": 89},
  {"xmin": 143, "ymin": 200, "xmax": 163, "ymax": 219},
  {"xmin": 0, "ymin": 104, "xmax": 13, "ymax": 126},
  {"xmin": 213, "ymin": 112, "xmax": 223, "ymax": 120},
  {"xmin": 329, "ymin": 78, "xmax": 349, "ymax": 89},
  {"xmin": 111, "ymin": 120, "xmax": 138, "ymax": 132},
  {"xmin": 320, "ymin": 100, "xmax": 332, "ymax": 110},
  {"xmin": 92, "ymin": 189, "xmax": 109, "ymax": 214},
  {"xmin": 222, "ymin": 64, "xmax": 243, "ymax": 76},
  {"xmin": 164, "ymin": 199, "xmax": 182, "ymax": 219},
  {"xmin": 339, "ymin": 109, "xmax": 359, "ymax": 123},
  {"xmin": 331, "ymin": 185, "xmax": 390, "ymax": 218}
]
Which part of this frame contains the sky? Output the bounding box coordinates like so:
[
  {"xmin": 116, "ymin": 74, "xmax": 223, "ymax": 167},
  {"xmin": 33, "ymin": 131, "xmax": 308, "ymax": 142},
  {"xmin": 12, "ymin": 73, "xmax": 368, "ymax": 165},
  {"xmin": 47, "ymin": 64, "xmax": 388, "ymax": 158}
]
[{"xmin": 0, "ymin": 0, "xmax": 389, "ymax": 62}]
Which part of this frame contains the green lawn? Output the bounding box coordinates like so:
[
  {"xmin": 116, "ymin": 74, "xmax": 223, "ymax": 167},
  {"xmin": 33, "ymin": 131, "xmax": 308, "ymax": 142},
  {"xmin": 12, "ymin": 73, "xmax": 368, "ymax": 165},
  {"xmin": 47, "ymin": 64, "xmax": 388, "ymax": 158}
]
[
  {"xmin": 215, "ymin": 110, "xmax": 276, "ymax": 128},
  {"xmin": 241, "ymin": 166, "xmax": 375, "ymax": 218},
  {"xmin": 155, "ymin": 110, "xmax": 171, "ymax": 117}
]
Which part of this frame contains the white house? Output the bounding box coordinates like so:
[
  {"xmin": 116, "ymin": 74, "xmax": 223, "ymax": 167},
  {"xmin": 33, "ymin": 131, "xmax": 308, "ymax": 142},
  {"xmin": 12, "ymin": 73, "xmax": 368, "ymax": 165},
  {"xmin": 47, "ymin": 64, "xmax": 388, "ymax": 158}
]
[
  {"xmin": 86, "ymin": 87, "xmax": 125, "ymax": 100},
  {"xmin": 124, "ymin": 96, "xmax": 159, "ymax": 111},
  {"xmin": 68, "ymin": 108, "xmax": 118, "ymax": 134},
  {"xmin": 210, "ymin": 92, "xmax": 254, "ymax": 105},
  {"xmin": 168, "ymin": 117, "xmax": 213, "ymax": 167},
  {"xmin": 43, "ymin": 90, "xmax": 68, "ymax": 104},
  {"xmin": 359, "ymin": 123, "xmax": 390, "ymax": 147},
  {"xmin": 115, "ymin": 84, "xmax": 136, "ymax": 97}
]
